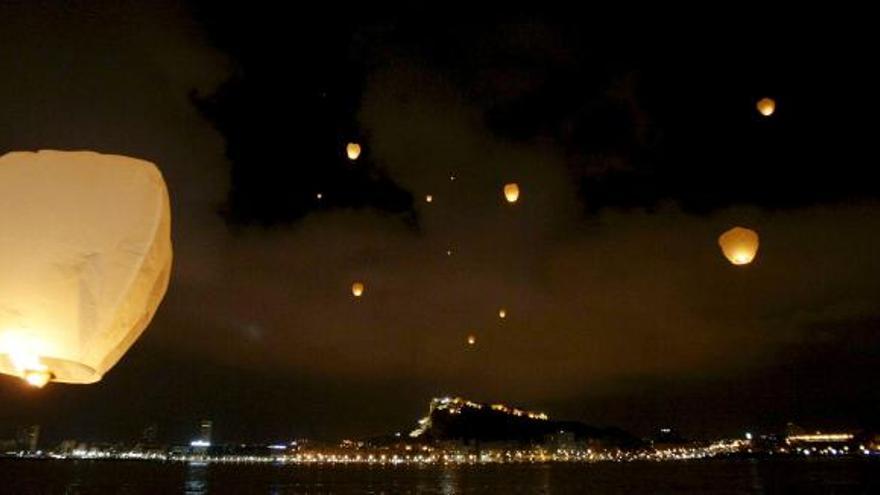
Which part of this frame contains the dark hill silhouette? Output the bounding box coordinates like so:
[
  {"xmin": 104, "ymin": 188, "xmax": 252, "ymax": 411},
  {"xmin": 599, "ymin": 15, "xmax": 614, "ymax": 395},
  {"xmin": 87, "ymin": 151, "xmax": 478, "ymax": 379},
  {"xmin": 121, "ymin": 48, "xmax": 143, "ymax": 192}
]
[{"xmin": 410, "ymin": 397, "xmax": 641, "ymax": 449}]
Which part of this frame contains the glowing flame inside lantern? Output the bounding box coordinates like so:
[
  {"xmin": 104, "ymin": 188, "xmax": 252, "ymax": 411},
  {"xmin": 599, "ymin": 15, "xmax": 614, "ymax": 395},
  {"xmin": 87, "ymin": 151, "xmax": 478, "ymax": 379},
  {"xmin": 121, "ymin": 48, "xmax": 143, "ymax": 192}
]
[
  {"xmin": 1, "ymin": 332, "xmax": 51, "ymax": 388},
  {"xmin": 24, "ymin": 369, "xmax": 52, "ymax": 388}
]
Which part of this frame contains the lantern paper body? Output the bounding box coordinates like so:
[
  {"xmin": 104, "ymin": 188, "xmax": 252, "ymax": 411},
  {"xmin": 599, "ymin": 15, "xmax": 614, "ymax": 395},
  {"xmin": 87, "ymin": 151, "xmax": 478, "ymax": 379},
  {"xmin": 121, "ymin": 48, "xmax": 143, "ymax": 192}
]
[
  {"xmin": 503, "ymin": 183, "xmax": 520, "ymax": 203},
  {"xmin": 352, "ymin": 282, "xmax": 365, "ymax": 297},
  {"xmin": 0, "ymin": 151, "xmax": 172, "ymax": 385},
  {"xmin": 346, "ymin": 142, "xmax": 361, "ymax": 160},
  {"xmin": 718, "ymin": 227, "xmax": 759, "ymax": 265},
  {"xmin": 756, "ymin": 98, "xmax": 775, "ymax": 117}
]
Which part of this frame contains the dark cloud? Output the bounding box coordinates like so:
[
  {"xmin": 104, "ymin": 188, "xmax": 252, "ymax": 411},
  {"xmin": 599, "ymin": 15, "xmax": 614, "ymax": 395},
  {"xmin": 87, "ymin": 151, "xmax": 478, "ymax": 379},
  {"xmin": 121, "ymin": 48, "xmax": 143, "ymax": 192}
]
[{"xmin": 1, "ymin": 4, "xmax": 879, "ymax": 444}]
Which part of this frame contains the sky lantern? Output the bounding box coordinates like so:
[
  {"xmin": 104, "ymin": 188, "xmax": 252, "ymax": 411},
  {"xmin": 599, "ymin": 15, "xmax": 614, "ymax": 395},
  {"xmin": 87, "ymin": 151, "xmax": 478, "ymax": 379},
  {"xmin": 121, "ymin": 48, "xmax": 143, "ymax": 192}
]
[
  {"xmin": 498, "ymin": 308, "xmax": 507, "ymax": 319},
  {"xmin": 0, "ymin": 150, "xmax": 172, "ymax": 387},
  {"xmin": 718, "ymin": 226, "xmax": 760, "ymax": 265},
  {"xmin": 352, "ymin": 282, "xmax": 365, "ymax": 297},
  {"xmin": 346, "ymin": 142, "xmax": 361, "ymax": 160},
  {"xmin": 756, "ymin": 97, "xmax": 776, "ymax": 117},
  {"xmin": 467, "ymin": 334, "xmax": 476, "ymax": 346},
  {"xmin": 425, "ymin": 194, "xmax": 433, "ymax": 203},
  {"xmin": 503, "ymin": 183, "xmax": 520, "ymax": 203}
]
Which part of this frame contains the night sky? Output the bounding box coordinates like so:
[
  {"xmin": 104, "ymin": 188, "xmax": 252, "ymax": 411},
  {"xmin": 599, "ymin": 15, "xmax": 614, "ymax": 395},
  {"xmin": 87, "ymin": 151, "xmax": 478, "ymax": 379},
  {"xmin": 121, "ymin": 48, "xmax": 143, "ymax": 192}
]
[{"xmin": 2, "ymin": 2, "xmax": 879, "ymax": 445}]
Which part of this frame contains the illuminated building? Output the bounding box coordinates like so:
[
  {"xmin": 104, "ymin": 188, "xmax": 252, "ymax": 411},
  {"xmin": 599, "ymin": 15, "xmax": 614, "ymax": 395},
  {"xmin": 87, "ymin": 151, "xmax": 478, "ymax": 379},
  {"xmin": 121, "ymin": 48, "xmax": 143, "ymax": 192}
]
[
  {"xmin": 142, "ymin": 424, "xmax": 158, "ymax": 444},
  {"xmin": 17, "ymin": 425, "xmax": 40, "ymax": 453},
  {"xmin": 198, "ymin": 420, "xmax": 213, "ymax": 446},
  {"xmin": 0, "ymin": 438, "xmax": 18, "ymax": 454},
  {"xmin": 785, "ymin": 433, "xmax": 854, "ymax": 445},
  {"xmin": 783, "ymin": 422, "xmax": 854, "ymax": 446},
  {"xmin": 546, "ymin": 430, "xmax": 578, "ymax": 451},
  {"xmin": 188, "ymin": 420, "xmax": 213, "ymax": 452}
]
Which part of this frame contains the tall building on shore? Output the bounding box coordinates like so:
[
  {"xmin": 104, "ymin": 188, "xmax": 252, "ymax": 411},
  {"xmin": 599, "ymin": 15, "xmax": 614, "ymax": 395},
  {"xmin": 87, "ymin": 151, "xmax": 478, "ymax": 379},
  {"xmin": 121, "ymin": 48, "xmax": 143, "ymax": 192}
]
[
  {"xmin": 198, "ymin": 420, "xmax": 213, "ymax": 445},
  {"xmin": 16, "ymin": 425, "xmax": 40, "ymax": 452},
  {"xmin": 189, "ymin": 419, "xmax": 213, "ymax": 451},
  {"xmin": 142, "ymin": 423, "xmax": 158, "ymax": 444}
]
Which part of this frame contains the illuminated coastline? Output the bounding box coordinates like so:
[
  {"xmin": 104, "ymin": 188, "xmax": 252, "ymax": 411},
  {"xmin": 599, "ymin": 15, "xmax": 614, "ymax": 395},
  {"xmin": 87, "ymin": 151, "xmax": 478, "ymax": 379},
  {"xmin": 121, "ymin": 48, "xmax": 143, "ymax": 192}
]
[
  {"xmin": 9, "ymin": 437, "xmax": 878, "ymax": 465},
  {"xmin": 4, "ymin": 397, "xmax": 878, "ymax": 465}
]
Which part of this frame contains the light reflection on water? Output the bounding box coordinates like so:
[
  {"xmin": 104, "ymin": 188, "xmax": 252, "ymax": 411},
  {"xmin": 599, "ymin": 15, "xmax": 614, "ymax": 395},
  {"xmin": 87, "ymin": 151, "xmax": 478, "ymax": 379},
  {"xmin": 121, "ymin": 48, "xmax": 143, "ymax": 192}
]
[
  {"xmin": 0, "ymin": 458, "xmax": 872, "ymax": 494},
  {"xmin": 184, "ymin": 461, "xmax": 208, "ymax": 494},
  {"xmin": 440, "ymin": 465, "xmax": 458, "ymax": 495},
  {"xmin": 748, "ymin": 458, "xmax": 765, "ymax": 494}
]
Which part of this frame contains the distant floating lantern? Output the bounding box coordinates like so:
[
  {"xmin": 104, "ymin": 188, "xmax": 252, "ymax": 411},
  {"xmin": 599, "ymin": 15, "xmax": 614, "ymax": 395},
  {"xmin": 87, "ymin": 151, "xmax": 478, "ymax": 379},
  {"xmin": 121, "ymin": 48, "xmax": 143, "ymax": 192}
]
[
  {"xmin": 498, "ymin": 308, "xmax": 507, "ymax": 319},
  {"xmin": 425, "ymin": 195, "xmax": 433, "ymax": 203},
  {"xmin": 0, "ymin": 150, "xmax": 172, "ymax": 387},
  {"xmin": 446, "ymin": 249, "xmax": 453, "ymax": 256},
  {"xmin": 316, "ymin": 192, "xmax": 323, "ymax": 200},
  {"xmin": 503, "ymin": 183, "xmax": 520, "ymax": 203},
  {"xmin": 467, "ymin": 335, "xmax": 476, "ymax": 346},
  {"xmin": 718, "ymin": 227, "xmax": 759, "ymax": 265},
  {"xmin": 352, "ymin": 282, "xmax": 365, "ymax": 297},
  {"xmin": 346, "ymin": 142, "xmax": 361, "ymax": 160},
  {"xmin": 449, "ymin": 174, "xmax": 456, "ymax": 182},
  {"xmin": 756, "ymin": 98, "xmax": 775, "ymax": 117}
]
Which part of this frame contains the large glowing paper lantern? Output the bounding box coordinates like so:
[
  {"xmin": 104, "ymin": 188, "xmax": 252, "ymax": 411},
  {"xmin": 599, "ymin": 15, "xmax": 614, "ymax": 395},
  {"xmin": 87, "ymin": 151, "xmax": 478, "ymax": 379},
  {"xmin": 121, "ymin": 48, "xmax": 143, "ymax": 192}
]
[
  {"xmin": 756, "ymin": 97, "xmax": 775, "ymax": 117},
  {"xmin": 0, "ymin": 151, "xmax": 172, "ymax": 386},
  {"xmin": 503, "ymin": 183, "xmax": 520, "ymax": 203},
  {"xmin": 718, "ymin": 226, "xmax": 759, "ymax": 265},
  {"xmin": 346, "ymin": 142, "xmax": 361, "ymax": 161}
]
